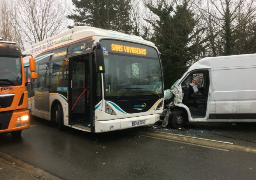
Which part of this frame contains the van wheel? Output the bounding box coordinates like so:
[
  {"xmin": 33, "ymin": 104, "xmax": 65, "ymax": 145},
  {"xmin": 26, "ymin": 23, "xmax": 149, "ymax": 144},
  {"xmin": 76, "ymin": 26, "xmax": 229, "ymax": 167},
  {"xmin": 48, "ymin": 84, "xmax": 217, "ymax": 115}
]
[
  {"xmin": 52, "ymin": 103, "xmax": 65, "ymax": 131},
  {"xmin": 11, "ymin": 130, "xmax": 22, "ymax": 137},
  {"xmin": 170, "ymin": 110, "xmax": 186, "ymax": 129}
]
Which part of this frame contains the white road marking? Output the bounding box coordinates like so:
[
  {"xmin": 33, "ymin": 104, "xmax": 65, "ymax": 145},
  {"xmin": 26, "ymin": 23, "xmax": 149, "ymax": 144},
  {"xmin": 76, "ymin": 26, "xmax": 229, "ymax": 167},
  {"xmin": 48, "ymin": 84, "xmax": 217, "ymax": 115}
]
[
  {"xmin": 153, "ymin": 130, "xmax": 234, "ymax": 145},
  {"xmin": 141, "ymin": 134, "xmax": 229, "ymax": 152}
]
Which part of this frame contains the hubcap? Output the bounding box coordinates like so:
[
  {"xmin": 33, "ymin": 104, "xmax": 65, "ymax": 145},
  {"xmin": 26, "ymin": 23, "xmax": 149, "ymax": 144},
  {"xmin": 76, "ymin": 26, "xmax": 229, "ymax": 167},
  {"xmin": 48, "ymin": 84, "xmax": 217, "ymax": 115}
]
[{"xmin": 176, "ymin": 115, "xmax": 183, "ymax": 124}]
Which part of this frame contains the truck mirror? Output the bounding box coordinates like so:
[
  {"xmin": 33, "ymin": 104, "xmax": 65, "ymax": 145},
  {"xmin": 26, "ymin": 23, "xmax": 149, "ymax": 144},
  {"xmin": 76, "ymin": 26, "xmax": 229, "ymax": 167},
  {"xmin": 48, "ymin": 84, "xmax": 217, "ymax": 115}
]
[
  {"xmin": 30, "ymin": 72, "xmax": 38, "ymax": 80},
  {"xmin": 29, "ymin": 57, "xmax": 36, "ymax": 72},
  {"xmin": 94, "ymin": 42, "xmax": 105, "ymax": 73}
]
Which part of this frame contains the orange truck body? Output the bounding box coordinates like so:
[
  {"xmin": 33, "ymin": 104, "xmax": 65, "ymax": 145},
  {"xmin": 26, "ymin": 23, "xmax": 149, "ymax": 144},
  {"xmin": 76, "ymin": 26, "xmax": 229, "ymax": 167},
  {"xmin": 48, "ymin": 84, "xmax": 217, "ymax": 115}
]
[{"xmin": 0, "ymin": 41, "xmax": 30, "ymax": 136}]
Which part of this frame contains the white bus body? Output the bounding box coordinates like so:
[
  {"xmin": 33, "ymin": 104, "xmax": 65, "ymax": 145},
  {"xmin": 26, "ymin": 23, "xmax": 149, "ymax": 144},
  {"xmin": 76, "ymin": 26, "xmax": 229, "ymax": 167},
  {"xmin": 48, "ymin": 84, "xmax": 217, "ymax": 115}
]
[
  {"xmin": 164, "ymin": 54, "xmax": 256, "ymax": 128},
  {"xmin": 23, "ymin": 26, "xmax": 164, "ymax": 133}
]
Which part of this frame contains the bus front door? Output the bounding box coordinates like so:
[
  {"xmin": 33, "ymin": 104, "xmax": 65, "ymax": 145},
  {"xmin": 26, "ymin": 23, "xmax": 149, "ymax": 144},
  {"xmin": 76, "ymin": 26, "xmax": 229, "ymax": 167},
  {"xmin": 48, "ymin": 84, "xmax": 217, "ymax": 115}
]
[{"xmin": 69, "ymin": 57, "xmax": 91, "ymax": 127}]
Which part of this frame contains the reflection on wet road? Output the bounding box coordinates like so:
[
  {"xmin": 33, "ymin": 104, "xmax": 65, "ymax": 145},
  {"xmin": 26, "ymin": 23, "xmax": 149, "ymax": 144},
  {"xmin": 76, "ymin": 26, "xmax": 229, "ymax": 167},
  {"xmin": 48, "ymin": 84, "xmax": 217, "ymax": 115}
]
[{"xmin": 1, "ymin": 118, "xmax": 256, "ymax": 180}]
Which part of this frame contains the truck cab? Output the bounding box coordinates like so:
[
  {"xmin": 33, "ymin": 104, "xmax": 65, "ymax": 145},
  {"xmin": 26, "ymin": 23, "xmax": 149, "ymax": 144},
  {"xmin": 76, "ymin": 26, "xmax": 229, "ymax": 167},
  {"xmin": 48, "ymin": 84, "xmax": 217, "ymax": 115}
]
[{"xmin": 0, "ymin": 40, "xmax": 37, "ymax": 137}]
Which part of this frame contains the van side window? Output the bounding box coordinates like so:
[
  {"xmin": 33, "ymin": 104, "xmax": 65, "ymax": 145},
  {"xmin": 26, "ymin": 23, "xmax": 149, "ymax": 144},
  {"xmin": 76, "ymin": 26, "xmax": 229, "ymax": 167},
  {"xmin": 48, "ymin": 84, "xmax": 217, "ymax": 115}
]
[
  {"xmin": 193, "ymin": 73, "xmax": 204, "ymax": 88},
  {"xmin": 181, "ymin": 70, "xmax": 209, "ymax": 118},
  {"xmin": 182, "ymin": 72, "xmax": 205, "ymax": 94}
]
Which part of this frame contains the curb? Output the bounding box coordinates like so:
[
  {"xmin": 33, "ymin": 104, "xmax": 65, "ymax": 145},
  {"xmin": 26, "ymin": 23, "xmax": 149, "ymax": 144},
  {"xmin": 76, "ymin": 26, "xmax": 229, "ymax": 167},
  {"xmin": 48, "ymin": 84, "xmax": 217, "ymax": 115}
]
[{"xmin": 0, "ymin": 151, "xmax": 62, "ymax": 180}]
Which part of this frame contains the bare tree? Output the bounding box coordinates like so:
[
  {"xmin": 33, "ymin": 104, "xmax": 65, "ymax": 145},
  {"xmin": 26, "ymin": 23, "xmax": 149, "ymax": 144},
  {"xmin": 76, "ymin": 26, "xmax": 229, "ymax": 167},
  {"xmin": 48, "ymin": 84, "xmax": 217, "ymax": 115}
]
[
  {"xmin": 0, "ymin": 1, "xmax": 12, "ymax": 40},
  {"xmin": 12, "ymin": 0, "xmax": 71, "ymax": 48},
  {"xmin": 199, "ymin": 0, "xmax": 256, "ymax": 56},
  {"xmin": 0, "ymin": 0, "xmax": 24, "ymax": 48}
]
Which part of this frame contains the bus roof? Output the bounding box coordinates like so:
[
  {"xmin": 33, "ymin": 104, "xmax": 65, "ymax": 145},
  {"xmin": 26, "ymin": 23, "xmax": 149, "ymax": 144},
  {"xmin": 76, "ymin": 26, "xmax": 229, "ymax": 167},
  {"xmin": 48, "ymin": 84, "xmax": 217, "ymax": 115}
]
[{"xmin": 23, "ymin": 26, "xmax": 155, "ymax": 55}]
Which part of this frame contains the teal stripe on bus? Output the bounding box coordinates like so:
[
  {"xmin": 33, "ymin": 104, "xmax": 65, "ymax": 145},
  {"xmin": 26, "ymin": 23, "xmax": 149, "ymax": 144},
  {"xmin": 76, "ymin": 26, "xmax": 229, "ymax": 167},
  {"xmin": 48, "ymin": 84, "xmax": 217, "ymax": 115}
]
[{"xmin": 107, "ymin": 101, "xmax": 126, "ymax": 114}]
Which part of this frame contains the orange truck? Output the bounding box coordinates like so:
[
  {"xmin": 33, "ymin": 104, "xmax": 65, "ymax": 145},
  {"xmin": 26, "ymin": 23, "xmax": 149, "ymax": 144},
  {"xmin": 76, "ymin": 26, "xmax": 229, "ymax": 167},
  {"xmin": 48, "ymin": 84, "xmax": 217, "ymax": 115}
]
[{"xmin": 0, "ymin": 40, "xmax": 37, "ymax": 137}]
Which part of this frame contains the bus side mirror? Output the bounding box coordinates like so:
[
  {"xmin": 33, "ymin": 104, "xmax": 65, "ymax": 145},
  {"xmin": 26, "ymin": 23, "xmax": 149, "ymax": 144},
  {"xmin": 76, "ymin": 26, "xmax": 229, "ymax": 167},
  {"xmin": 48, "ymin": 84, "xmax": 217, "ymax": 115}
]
[{"xmin": 94, "ymin": 42, "xmax": 105, "ymax": 73}]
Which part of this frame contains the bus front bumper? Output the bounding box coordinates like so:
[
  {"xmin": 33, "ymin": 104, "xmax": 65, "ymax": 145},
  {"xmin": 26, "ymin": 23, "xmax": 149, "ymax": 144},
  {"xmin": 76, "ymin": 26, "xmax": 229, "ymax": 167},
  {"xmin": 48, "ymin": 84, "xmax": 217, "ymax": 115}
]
[{"xmin": 95, "ymin": 114, "xmax": 160, "ymax": 133}]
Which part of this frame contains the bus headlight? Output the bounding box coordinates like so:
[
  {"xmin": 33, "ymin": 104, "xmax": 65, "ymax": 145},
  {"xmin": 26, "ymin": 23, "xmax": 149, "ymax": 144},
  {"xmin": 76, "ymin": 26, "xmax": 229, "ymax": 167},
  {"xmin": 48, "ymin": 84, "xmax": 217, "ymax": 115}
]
[
  {"xmin": 17, "ymin": 115, "xmax": 29, "ymax": 121},
  {"xmin": 105, "ymin": 103, "xmax": 116, "ymax": 115}
]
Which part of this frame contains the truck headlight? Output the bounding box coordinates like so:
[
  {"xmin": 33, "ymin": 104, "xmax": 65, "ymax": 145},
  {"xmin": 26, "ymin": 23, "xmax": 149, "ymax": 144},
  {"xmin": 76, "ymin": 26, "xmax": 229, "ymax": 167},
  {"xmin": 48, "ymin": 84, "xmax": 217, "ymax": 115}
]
[{"xmin": 17, "ymin": 115, "xmax": 29, "ymax": 121}]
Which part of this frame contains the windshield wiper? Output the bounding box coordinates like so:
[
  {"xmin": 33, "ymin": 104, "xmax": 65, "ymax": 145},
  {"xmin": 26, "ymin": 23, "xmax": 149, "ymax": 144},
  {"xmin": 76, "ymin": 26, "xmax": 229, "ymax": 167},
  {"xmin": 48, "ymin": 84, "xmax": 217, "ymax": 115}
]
[
  {"xmin": 116, "ymin": 88, "xmax": 142, "ymax": 99},
  {"xmin": 0, "ymin": 79, "xmax": 15, "ymax": 86}
]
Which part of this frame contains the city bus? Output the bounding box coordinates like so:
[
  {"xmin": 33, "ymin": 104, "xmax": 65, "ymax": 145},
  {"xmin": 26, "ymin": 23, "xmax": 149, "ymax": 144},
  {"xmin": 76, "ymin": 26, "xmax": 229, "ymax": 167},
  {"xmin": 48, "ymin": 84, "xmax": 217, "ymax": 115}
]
[
  {"xmin": 0, "ymin": 40, "xmax": 37, "ymax": 137},
  {"xmin": 23, "ymin": 26, "xmax": 164, "ymax": 133}
]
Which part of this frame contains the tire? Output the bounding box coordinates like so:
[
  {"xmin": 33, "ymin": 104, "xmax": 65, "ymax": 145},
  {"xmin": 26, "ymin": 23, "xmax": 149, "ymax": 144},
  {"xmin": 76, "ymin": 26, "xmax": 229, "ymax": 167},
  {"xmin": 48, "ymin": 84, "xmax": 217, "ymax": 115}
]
[
  {"xmin": 170, "ymin": 110, "xmax": 186, "ymax": 129},
  {"xmin": 11, "ymin": 130, "xmax": 22, "ymax": 137},
  {"xmin": 51, "ymin": 104, "xmax": 58, "ymax": 126},
  {"xmin": 51, "ymin": 103, "xmax": 65, "ymax": 131}
]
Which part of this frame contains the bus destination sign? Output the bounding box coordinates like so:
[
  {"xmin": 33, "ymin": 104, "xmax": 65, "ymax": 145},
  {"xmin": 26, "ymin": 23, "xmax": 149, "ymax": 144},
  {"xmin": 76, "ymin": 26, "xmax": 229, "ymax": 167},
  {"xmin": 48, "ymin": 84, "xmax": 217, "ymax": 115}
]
[{"xmin": 111, "ymin": 44, "xmax": 147, "ymax": 55}]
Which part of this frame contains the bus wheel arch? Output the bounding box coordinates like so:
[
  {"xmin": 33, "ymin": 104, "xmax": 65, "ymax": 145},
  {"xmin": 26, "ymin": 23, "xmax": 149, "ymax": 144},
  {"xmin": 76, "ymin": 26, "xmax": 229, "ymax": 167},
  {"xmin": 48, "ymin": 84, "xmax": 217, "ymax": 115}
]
[
  {"xmin": 51, "ymin": 100, "xmax": 65, "ymax": 130},
  {"xmin": 169, "ymin": 107, "xmax": 188, "ymax": 129}
]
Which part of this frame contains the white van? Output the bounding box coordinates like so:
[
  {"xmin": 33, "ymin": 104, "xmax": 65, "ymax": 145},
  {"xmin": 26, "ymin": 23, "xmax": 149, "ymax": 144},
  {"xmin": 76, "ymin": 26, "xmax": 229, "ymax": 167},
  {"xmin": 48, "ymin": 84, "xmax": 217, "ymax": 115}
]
[{"xmin": 163, "ymin": 54, "xmax": 256, "ymax": 128}]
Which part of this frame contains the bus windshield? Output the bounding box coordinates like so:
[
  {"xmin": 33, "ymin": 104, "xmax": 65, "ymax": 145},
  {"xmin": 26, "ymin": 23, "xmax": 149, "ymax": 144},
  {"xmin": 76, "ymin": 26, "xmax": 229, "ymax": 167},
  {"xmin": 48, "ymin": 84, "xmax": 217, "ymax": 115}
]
[
  {"xmin": 0, "ymin": 56, "xmax": 22, "ymax": 86},
  {"xmin": 101, "ymin": 40, "xmax": 162, "ymax": 96}
]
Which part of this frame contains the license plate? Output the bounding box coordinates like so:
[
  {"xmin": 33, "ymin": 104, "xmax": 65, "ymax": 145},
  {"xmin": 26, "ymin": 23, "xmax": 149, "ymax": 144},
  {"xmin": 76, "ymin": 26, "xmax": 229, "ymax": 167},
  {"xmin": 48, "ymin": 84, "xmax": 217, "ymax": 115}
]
[{"xmin": 132, "ymin": 120, "xmax": 146, "ymax": 126}]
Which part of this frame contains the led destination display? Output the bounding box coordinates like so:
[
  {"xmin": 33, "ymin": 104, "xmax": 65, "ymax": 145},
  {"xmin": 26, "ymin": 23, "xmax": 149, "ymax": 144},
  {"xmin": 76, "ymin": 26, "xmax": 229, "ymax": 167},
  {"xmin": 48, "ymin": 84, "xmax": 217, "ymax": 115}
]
[
  {"xmin": 101, "ymin": 40, "xmax": 158, "ymax": 58},
  {"xmin": 111, "ymin": 44, "xmax": 147, "ymax": 55}
]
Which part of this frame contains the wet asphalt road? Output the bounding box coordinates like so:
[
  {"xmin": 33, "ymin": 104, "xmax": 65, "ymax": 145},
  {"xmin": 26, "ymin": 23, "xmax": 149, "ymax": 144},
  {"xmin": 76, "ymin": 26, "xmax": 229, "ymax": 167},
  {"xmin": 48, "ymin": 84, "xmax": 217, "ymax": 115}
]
[{"xmin": 1, "ymin": 118, "xmax": 256, "ymax": 180}]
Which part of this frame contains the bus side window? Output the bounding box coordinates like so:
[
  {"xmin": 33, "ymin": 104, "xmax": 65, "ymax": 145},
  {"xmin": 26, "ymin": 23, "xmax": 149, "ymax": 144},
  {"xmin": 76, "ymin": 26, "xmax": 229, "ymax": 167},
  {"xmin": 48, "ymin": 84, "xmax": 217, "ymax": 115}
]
[
  {"xmin": 38, "ymin": 63, "xmax": 49, "ymax": 91},
  {"xmin": 50, "ymin": 60, "xmax": 69, "ymax": 91}
]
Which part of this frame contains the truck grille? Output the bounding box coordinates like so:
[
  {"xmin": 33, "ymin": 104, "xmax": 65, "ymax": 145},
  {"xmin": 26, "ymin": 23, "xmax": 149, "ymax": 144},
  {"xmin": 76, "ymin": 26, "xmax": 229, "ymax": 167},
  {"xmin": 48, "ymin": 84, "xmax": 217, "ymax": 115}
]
[
  {"xmin": 0, "ymin": 111, "xmax": 12, "ymax": 130},
  {"xmin": 0, "ymin": 94, "xmax": 14, "ymax": 108}
]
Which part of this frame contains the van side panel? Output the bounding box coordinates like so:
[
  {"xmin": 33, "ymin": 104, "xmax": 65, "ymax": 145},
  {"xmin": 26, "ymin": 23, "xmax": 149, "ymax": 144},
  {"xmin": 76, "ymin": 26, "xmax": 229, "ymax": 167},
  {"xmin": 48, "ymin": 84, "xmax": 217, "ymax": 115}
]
[{"xmin": 211, "ymin": 67, "xmax": 256, "ymax": 118}]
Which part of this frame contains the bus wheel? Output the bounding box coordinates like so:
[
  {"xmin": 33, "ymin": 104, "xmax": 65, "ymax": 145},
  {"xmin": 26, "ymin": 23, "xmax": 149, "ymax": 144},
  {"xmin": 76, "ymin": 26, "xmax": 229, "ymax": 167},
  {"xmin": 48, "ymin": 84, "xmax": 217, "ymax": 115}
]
[
  {"xmin": 170, "ymin": 110, "xmax": 186, "ymax": 129},
  {"xmin": 52, "ymin": 103, "xmax": 65, "ymax": 131},
  {"xmin": 51, "ymin": 104, "xmax": 57, "ymax": 125},
  {"xmin": 11, "ymin": 130, "xmax": 22, "ymax": 137}
]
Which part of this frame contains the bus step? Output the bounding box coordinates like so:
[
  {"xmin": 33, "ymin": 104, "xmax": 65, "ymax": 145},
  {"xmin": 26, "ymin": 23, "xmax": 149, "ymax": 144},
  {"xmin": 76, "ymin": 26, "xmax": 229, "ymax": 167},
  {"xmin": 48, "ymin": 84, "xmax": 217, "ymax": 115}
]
[{"xmin": 72, "ymin": 124, "xmax": 91, "ymax": 132}]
